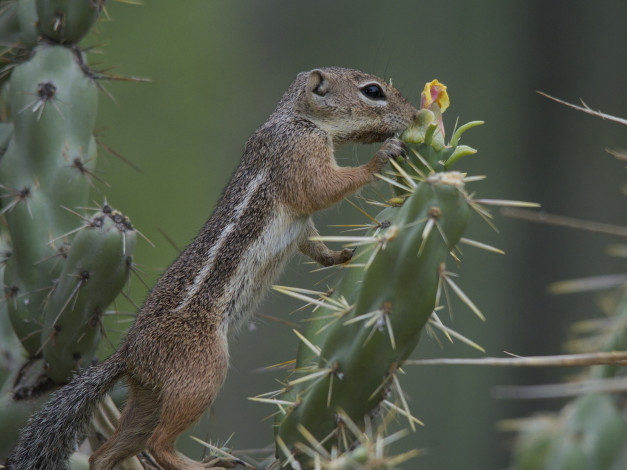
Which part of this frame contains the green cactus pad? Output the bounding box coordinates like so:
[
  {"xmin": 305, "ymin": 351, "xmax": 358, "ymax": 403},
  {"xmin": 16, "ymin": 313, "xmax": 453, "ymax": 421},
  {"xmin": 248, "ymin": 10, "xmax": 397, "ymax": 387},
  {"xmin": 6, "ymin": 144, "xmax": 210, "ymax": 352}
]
[
  {"xmin": 277, "ymin": 171, "xmax": 472, "ymax": 457},
  {"xmin": 512, "ymin": 293, "xmax": 627, "ymax": 470},
  {"xmin": 1, "ymin": 44, "xmax": 98, "ymax": 355},
  {"xmin": 36, "ymin": 0, "xmax": 105, "ymax": 44},
  {"xmin": 42, "ymin": 205, "xmax": 136, "ymax": 383}
]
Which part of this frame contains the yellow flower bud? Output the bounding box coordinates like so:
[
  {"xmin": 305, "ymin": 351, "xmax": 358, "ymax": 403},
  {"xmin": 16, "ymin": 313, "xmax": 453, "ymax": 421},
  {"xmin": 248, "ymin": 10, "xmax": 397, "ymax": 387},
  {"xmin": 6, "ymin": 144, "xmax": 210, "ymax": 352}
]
[{"xmin": 420, "ymin": 80, "xmax": 450, "ymax": 113}]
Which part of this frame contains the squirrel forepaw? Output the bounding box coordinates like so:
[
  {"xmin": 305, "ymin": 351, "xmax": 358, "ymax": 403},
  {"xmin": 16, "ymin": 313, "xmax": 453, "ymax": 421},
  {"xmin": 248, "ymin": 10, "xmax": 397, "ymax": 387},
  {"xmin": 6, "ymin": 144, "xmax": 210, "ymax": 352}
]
[
  {"xmin": 371, "ymin": 138, "xmax": 408, "ymax": 176},
  {"xmin": 377, "ymin": 137, "xmax": 408, "ymax": 162}
]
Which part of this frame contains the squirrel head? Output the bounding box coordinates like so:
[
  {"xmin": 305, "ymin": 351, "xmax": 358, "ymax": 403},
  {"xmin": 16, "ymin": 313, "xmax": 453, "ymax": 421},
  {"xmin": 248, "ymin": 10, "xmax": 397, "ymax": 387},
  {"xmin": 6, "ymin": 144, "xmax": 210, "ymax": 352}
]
[{"xmin": 293, "ymin": 67, "xmax": 418, "ymax": 146}]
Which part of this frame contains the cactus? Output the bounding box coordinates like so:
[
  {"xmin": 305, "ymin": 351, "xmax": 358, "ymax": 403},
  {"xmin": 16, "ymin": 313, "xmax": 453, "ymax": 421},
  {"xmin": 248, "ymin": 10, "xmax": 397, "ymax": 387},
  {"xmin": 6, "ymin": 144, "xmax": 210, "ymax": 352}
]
[
  {"xmin": 41, "ymin": 205, "xmax": 136, "ymax": 383},
  {"xmin": 35, "ymin": 0, "xmax": 105, "ymax": 44},
  {"xmin": 0, "ymin": 0, "xmax": 38, "ymax": 88},
  {"xmin": 264, "ymin": 81, "xmax": 500, "ymax": 467},
  {"xmin": 506, "ymin": 101, "xmax": 627, "ymax": 470},
  {"xmin": 0, "ymin": 0, "xmax": 140, "ymax": 458},
  {"xmin": 0, "ymin": 0, "xmax": 136, "ymax": 383},
  {"xmin": 511, "ymin": 291, "xmax": 627, "ymax": 470},
  {"xmin": 1, "ymin": 43, "xmax": 99, "ymax": 357},
  {"xmin": 276, "ymin": 172, "xmax": 472, "ymax": 450}
]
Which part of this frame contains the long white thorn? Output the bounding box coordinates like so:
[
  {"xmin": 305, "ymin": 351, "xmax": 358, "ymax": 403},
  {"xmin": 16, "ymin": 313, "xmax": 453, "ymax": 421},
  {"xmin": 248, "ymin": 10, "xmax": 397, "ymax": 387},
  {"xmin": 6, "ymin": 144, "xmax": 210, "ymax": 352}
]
[
  {"xmin": 375, "ymin": 173, "xmax": 413, "ymax": 192},
  {"xmin": 276, "ymin": 436, "xmax": 302, "ymax": 470},
  {"xmin": 247, "ymin": 397, "xmax": 296, "ymax": 407},
  {"xmin": 442, "ymin": 274, "xmax": 486, "ymax": 321},
  {"xmin": 382, "ymin": 400, "xmax": 424, "ymax": 427},
  {"xmin": 427, "ymin": 318, "xmax": 485, "ymax": 352},
  {"xmin": 391, "ymin": 374, "xmax": 417, "ymax": 432},
  {"xmin": 459, "ymin": 237, "xmax": 505, "ymax": 255},
  {"xmin": 473, "ymin": 198, "xmax": 540, "ymax": 208},
  {"xmin": 388, "ymin": 158, "xmax": 418, "ymax": 188},
  {"xmin": 287, "ymin": 368, "xmax": 331, "ymax": 386},
  {"xmin": 273, "ymin": 286, "xmax": 344, "ymax": 312},
  {"xmin": 292, "ymin": 329, "xmax": 321, "ymax": 357}
]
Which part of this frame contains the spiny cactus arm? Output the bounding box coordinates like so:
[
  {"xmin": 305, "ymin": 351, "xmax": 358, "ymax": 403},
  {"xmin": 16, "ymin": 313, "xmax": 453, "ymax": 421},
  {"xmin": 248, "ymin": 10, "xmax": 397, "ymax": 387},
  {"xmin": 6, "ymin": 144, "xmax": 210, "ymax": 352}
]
[
  {"xmin": 9, "ymin": 45, "xmax": 98, "ymax": 183},
  {"xmin": 277, "ymin": 173, "xmax": 473, "ymax": 458},
  {"xmin": 512, "ymin": 291, "xmax": 627, "ymax": 470},
  {"xmin": 1, "ymin": 44, "xmax": 98, "ymax": 355},
  {"xmin": 42, "ymin": 206, "xmax": 136, "ymax": 384}
]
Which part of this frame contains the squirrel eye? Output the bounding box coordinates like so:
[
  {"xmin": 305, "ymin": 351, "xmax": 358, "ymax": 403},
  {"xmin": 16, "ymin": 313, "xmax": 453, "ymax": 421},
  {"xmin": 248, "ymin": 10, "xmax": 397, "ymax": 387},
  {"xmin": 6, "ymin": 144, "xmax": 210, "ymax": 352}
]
[{"xmin": 360, "ymin": 84, "xmax": 386, "ymax": 101}]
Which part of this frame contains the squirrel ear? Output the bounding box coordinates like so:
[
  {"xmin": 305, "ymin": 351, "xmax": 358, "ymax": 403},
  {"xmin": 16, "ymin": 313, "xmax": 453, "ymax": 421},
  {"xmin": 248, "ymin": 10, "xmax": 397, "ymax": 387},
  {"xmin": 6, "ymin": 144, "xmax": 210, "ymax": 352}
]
[{"xmin": 307, "ymin": 69, "xmax": 329, "ymax": 97}]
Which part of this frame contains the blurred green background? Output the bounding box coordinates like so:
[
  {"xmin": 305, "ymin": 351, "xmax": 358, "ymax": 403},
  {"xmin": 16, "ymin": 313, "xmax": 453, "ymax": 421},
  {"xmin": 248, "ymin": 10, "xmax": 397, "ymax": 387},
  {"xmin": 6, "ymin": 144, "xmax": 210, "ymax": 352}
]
[{"xmin": 88, "ymin": 1, "xmax": 626, "ymax": 468}]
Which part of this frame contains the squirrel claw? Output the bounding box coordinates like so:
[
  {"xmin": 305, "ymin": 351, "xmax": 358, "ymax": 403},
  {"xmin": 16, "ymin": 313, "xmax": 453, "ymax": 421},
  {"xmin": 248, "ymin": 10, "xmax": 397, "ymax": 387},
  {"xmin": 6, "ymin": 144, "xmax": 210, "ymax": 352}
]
[
  {"xmin": 376, "ymin": 137, "xmax": 408, "ymax": 165},
  {"xmin": 337, "ymin": 247, "xmax": 356, "ymax": 265}
]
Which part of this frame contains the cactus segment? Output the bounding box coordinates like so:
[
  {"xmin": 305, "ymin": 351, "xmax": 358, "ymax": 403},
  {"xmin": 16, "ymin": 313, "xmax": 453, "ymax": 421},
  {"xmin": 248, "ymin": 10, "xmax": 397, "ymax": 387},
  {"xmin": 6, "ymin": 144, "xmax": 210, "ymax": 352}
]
[
  {"xmin": 0, "ymin": 44, "xmax": 98, "ymax": 355},
  {"xmin": 277, "ymin": 171, "xmax": 472, "ymax": 456},
  {"xmin": 0, "ymin": 123, "xmax": 12, "ymax": 151},
  {"xmin": 2, "ymin": 184, "xmax": 62, "ymax": 354},
  {"xmin": 35, "ymin": 0, "xmax": 105, "ymax": 44},
  {"xmin": 512, "ymin": 292, "xmax": 627, "ymax": 470},
  {"xmin": 42, "ymin": 206, "xmax": 135, "ymax": 383},
  {"xmin": 0, "ymin": 0, "xmax": 38, "ymax": 89},
  {"xmin": 16, "ymin": 0, "xmax": 39, "ymax": 44},
  {"xmin": 9, "ymin": 44, "xmax": 97, "ymax": 183},
  {"xmin": 0, "ymin": 233, "xmax": 21, "ymax": 375},
  {"xmin": 513, "ymin": 394, "xmax": 627, "ymax": 470},
  {"xmin": 0, "ymin": 0, "xmax": 38, "ymax": 47}
]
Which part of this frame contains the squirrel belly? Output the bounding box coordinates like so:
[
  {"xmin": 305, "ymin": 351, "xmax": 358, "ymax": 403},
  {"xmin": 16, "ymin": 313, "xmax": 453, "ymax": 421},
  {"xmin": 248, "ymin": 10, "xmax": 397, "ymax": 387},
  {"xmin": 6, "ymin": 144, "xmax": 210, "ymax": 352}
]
[{"xmin": 8, "ymin": 67, "xmax": 417, "ymax": 470}]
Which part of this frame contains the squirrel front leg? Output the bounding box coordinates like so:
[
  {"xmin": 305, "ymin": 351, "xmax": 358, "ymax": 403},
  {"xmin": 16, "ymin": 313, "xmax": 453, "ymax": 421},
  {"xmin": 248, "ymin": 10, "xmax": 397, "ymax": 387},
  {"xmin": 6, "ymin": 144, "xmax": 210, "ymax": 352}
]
[
  {"xmin": 363, "ymin": 137, "xmax": 408, "ymax": 181},
  {"xmin": 285, "ymin": 137, "xmax": 407, "ymax": 214},
  {"xmin": 299, "ymin": 219, "xmax": 354, "ymax": 267}
]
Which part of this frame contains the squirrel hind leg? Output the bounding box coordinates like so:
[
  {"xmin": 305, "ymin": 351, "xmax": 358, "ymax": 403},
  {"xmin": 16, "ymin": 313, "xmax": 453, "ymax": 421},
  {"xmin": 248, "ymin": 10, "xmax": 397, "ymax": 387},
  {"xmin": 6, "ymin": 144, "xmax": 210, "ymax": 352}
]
[
  {"xmin": 299, "ymin": 220, "xmax": 355, "ymax": 267},
  {"xmin": 89, "ymin": 385, "xmax": 161, "ymax": 470},
  {"xmin": 146, "ymin": 344, "xmax": 229, "ymax": 470},
  {"xmin": 145, "ymin": 390, "xmax": 221, "ymax": 470}
]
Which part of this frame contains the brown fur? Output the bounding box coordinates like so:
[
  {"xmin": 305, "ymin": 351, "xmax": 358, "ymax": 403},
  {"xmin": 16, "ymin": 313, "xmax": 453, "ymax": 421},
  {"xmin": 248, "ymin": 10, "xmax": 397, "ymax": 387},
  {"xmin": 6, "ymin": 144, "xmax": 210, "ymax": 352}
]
[{"xmin": 8, "ymin": 67, "xmax": 417, "ymax": 470}]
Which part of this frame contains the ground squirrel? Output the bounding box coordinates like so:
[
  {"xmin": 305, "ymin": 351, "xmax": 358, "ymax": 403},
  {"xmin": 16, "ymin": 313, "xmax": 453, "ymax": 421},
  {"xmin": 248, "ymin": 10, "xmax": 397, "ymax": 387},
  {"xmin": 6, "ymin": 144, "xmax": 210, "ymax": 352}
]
[{"xmin": 8, "ymin": 67, "xmax": 418, "ymax": 470}]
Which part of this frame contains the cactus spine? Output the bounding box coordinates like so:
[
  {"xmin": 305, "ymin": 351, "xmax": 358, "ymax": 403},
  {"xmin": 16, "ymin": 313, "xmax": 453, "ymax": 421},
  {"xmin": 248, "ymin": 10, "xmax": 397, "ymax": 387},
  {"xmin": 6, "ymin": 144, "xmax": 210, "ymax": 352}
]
[{"xmin": 268, "ymin": 82, "xmax": 490, "ymax": 467}]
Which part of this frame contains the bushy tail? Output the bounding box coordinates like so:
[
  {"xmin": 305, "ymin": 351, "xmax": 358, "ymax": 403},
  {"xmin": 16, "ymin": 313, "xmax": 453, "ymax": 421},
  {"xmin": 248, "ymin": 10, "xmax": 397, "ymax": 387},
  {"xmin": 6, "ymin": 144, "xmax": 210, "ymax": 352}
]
[{"xmin": 6, "ymin": 354, "xmax": 125, "ymax": 470}]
